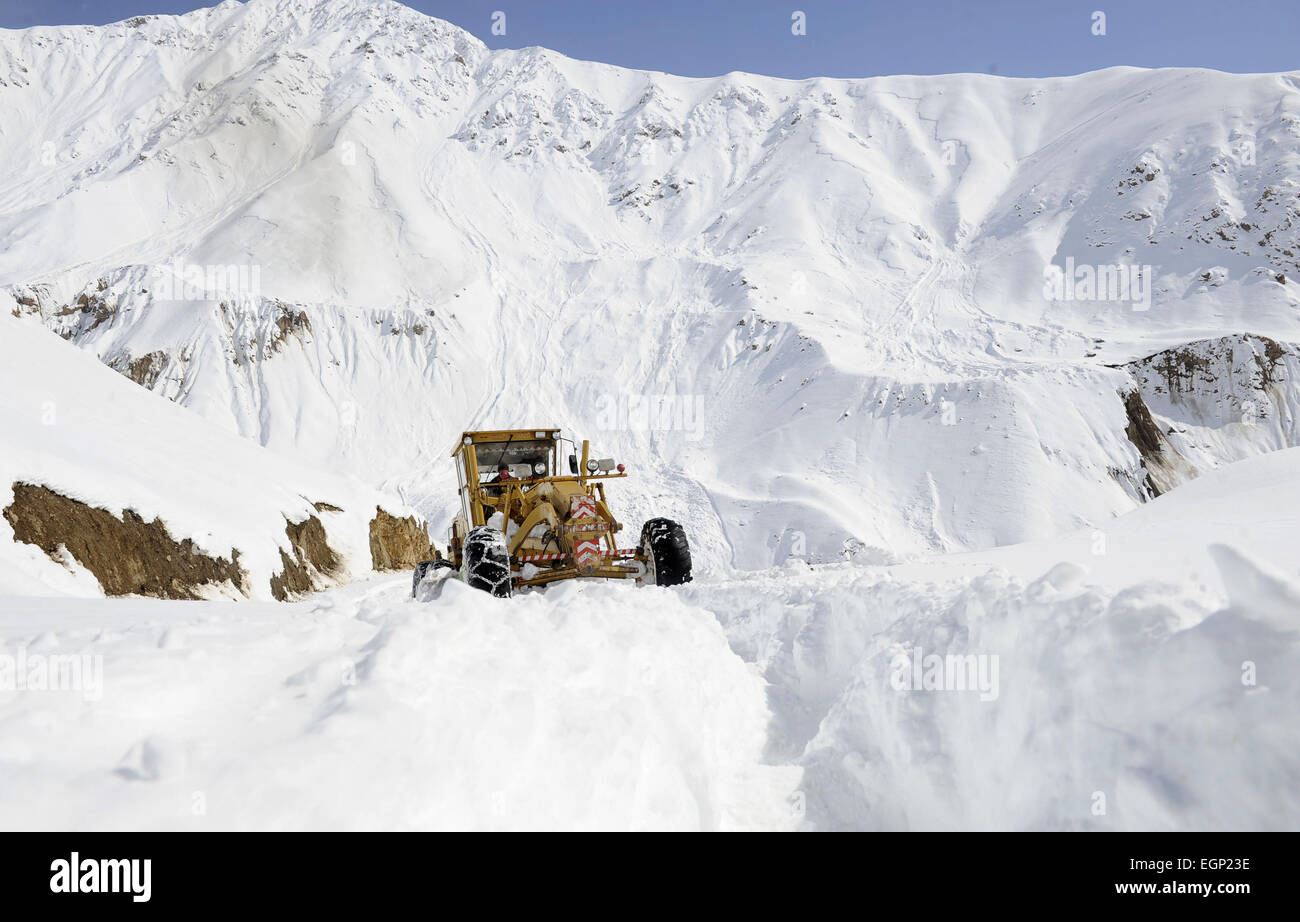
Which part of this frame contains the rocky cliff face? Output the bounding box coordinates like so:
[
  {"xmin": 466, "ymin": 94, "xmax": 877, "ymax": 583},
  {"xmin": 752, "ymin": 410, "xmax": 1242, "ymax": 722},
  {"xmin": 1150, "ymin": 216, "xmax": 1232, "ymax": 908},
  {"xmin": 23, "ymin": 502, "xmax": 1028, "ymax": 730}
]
[
  {"xmin": 1115, "ymin": 334, "xmax": 1299, "ymax": 494},
  {"xmin": 369, "ymin": 507, "xmax": 438, "ymax": 571}
]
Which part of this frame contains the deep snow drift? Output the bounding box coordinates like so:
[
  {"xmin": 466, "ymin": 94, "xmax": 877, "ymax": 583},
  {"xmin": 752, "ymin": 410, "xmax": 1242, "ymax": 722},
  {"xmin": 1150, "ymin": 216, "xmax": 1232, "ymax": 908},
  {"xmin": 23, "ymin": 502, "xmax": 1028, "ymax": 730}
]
[
  {"xmin": 0, "ymin": 578, "xmax": 799, "ymax": 831},
  {"xmin": 688, "ymin": 448, "xmax": 1300, "ymax": 830}
]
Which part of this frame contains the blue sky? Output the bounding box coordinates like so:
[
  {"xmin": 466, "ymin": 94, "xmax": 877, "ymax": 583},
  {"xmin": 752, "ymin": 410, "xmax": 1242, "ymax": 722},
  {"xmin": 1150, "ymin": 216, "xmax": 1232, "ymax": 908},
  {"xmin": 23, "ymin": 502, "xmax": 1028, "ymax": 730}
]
[{"xmin": 1, "ymin": 0, "xmax": 1296, "ymax": 79}]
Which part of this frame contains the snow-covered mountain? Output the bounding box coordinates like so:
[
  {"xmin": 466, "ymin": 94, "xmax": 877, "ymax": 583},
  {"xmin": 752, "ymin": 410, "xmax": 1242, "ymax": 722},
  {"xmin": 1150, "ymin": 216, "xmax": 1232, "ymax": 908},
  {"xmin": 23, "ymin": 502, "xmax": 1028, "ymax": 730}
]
[
  {"xmin": 2, "ymin": 0, "xmax": 1299, "ymax": 833},
  {"xmin": 4, "ymin": 0, "xmax": 1299, "ymax": 571}
]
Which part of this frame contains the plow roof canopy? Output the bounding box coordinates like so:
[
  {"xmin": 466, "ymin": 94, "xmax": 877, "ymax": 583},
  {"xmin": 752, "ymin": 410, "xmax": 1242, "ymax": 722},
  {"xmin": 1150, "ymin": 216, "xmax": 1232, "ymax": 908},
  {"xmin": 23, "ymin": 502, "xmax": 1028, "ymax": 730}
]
[{"xmin": 450, "ymin": 428, "xmax": 562, "ymax": 457}]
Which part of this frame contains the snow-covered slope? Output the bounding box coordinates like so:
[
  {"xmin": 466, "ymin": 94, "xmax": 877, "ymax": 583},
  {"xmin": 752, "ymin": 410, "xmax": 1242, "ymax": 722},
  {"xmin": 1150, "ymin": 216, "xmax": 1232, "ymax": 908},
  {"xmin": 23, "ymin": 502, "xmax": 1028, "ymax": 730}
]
[
  {"xmin": 4, "ymin": 0, "xmax": 1299, "ymax": 569},
  {"xmin": 0, "ymin": 314, "xmax": 425, "ymax": 599}
]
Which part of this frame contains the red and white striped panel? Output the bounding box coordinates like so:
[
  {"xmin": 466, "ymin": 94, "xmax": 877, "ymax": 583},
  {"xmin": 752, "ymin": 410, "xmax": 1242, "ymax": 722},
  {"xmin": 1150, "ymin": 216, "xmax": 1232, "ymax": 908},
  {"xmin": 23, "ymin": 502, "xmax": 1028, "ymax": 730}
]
[
  {"xmin": 516, "ymin": 548, "xmax": 637, "ymax": 565},
  {"xmin": 570, "ymin": 495, "xmax": 597, "ymax": 520},
  {"xmin": 573, "ymin": 538, "xmax": 602, "ymax": 571}
]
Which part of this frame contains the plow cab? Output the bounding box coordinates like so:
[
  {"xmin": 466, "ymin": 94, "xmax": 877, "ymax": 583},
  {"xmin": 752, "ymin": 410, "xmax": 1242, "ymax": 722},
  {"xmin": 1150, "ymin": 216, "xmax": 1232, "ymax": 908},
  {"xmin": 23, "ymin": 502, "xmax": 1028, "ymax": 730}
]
[{"xmin": 421, "ymin": 428, "xmax": 690, "ymax": 598}]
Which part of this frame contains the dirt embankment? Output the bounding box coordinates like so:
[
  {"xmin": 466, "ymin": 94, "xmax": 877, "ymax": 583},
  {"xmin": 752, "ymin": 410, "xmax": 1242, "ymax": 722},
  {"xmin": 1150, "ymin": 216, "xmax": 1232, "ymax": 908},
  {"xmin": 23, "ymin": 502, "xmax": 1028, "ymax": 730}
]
[
  {"xmin": 269, "ymin": 513, "xmax": 341, "ymax": 601},
  {"xmin": 3, "ymin": 482, "xmax": 247, "ymax": 598},
  {"xmin": 369, "ymin": 507, "xmax": 437, "ymax": 570},
  {"xmin": 5, "ymin": 484, "xmax": 434, "ymax": 599}
]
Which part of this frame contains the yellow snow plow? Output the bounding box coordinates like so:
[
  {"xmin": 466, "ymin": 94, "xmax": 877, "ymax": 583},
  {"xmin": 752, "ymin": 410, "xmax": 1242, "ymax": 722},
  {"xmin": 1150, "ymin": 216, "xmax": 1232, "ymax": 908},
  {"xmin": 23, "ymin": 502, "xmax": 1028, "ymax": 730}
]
[{"xmin": 412, "ymin": 428, "xmax": 691, "ymax": 598}]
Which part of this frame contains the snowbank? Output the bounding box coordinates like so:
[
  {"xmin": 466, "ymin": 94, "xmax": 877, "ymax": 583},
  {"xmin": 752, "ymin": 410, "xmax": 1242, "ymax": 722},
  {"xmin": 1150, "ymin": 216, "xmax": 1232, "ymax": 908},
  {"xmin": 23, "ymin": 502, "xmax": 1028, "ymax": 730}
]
[
  {"xmin": 689, "ymin": 554, "xmax": 1298, "ymax": 830},
  {"xmin": 683, "ymin": 448, "xmax": 1300, "ymax": 830}
]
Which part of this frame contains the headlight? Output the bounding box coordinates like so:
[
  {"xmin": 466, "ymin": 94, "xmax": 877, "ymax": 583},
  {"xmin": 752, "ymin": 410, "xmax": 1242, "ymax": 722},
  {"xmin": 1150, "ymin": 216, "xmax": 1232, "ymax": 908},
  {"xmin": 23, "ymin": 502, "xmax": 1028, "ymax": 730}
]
[
  {"xmin": 533, "ymin": 461, "xmax": 547, "ymax": 475},
  {"xmin": 586, "ymin": 459, "xmax": 599, "ymax": 473}
]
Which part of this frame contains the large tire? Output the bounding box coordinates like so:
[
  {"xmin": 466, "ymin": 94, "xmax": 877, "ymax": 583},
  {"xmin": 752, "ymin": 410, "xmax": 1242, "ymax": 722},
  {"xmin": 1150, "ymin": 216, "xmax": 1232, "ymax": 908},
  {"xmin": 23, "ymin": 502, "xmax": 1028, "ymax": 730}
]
[
  {"xmin": 463, "ymin": 525, "xmax": 514, "ymax": 597},
  {"xmin": 640, "ymin": 518, "xmax": 692, "ymax": 586},
  {"xmin": 412, "ymin": 559, "xmax": 456, "ymax": 598}
]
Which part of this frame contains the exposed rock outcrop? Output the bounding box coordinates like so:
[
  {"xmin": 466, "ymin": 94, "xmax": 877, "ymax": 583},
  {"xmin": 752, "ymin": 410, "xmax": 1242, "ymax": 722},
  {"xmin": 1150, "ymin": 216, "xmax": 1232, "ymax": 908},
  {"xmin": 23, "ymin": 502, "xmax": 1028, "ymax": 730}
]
[
  {"xmin": 1129, "ymin": 333, "xmax": 1290, "ymax": 401},
  {"xmin": 51, "ymin": 279, "xmax": 118, "ymax": 339},
  {"xmin": 269, "ymin": 513, "xmax": 341, "ymax": 601},
  {"xmin": 1112, "ymin": 333, "xmax": 1298, "ymax": 498},
  {"xmin": 109, "ymin": 349, "xmax": 171, "ymax": 388},
  {"xmin": 2, "ymin": 482, "xmax": 247, "ymax": 598},
  {"xmin": 1118, "ymin": 389, "xmax": 1197, "ymax": 498},
  {"xmin": 369, "ymin": 507, "xmax": 437, "ymax": 570},
  {"xmin": 2, "ymin": 482, "xmax": 435, "ymax": 600}
]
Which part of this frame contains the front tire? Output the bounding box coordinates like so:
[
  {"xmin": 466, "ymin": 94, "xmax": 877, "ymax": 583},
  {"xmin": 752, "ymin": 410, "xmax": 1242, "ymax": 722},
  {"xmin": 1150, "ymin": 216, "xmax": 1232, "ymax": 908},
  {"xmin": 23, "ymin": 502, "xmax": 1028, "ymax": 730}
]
[
  {"xmin": 463, "ymin": 525, "xmax": 514, "ymax": 597},
  {"xmin": 640, "ymin": 518, "xmax": 692, "ymax": 586}
]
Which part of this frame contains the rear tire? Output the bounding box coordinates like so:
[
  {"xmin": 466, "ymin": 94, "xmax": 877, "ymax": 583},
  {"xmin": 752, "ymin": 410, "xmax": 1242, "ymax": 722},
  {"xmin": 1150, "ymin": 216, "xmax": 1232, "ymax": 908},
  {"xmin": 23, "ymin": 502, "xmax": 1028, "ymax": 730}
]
[
  {"xmin": 464, "ymin": 525, "xmax": 514, "ymax": 597},
  {"xmin": 640, "ymin": 518, "xmax": 692, "ymax": 586}
]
